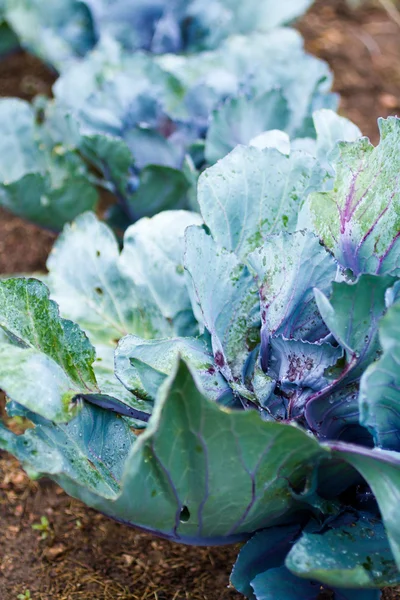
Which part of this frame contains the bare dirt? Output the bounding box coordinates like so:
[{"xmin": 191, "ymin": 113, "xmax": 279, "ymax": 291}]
[{"xmin": 1, "ymin": 1, "xmax": 400, "ymax": 598}]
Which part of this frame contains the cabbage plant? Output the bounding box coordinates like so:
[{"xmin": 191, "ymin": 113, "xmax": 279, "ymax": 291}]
[
  {"xmin": 2, "ymin": 0, "xmax": 315, "ymax": 69},
  {"xmin": 1, "ymin": 113, "xmax": 400, "ymax": 599},
  {"xmin": 0, "ymin": 31, "xmax": 336, "ymax": 230}
]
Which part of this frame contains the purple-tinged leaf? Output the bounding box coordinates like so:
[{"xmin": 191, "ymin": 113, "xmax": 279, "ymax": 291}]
[
  {"xmin": 308, "ymin": 117, "xmax": 400, "ymax": 277},
  {"xmin": 247, "ymin": 231, "xmax": 339, "ymax": 343}
]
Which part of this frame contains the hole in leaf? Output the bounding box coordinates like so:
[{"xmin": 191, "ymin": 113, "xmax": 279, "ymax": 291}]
[
  {"xmin": 179, "ymin": 505, "xmax": 190, "ymax": 523},
  {"xmin": 95, "ymin": 287, "xmax": 103, "ymax": 295}
]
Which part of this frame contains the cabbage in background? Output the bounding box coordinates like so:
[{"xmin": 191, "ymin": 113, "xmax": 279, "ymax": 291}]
[
  {"xmin": 0, "ymin": 30, "xmax": 337, "ymax": 230},
  {"xmin": 2, "ymin": 0, "xmax": 315, "ymax": 69}
]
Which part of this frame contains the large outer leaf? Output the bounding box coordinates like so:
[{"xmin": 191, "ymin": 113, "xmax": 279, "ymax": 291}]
[
  {"xmin": 0, "ymin": 344, "xmax": 85, "ymax": 423},
  {"xmin": 184, "ymin": 226, "xmax": 260, "ymax": 382},
  {"xmin": 47, "ymin": 212, "xmax": 171, "ymax": 346},
  {"xmin": 198, "ymin": 145, "xmax": 324, "ymax": 260},
  {"xmin": 0, "ymin": 278, "xmax": 97, "ymax": 421},
  {"xmin": 3, "ymin": 359, "xmax": 328, "ymax": 544},
  {"xmin": 286, "ymin": 512, "xmax": 400, "ymax": 588},
  {"xmin": 248, "ymin": 231, "xmax": 338, "ymax": 342},
  {"xmin": 360, "ymin": 300, "xmax": 400, "ymax": 450},
  {"xmin": 308, "ymin": 118, "xmax": 400, "ymax": 276}
]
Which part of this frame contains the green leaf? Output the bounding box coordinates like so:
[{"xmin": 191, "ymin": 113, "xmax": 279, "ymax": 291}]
[
  {"xmin": 5, "ymin": 359, "xmax": 328, "ymax": 543},
  {"xmin": 1, "ymin": 172, "xmax": 98, "ymax": 231},
  {"xmin": 0, "ymin": 20, "xmax": 19, "ymax": 56},
  {"xmin": 2, "ymin": 402, "xmax": 136, "ymax": 499},
  {"xmin": 198, "ymin": 145, "xmax": 324, "ymax": 260},
  {"xmin": 0, "ymin": 344, "xmax": 85, "ymax": 423},
  {"xmin": 286, "ymin": 512, "xmax": 400, "ymax": 588},
  {"xmin": 0, "ymin": 99, "xmax": 38, "ymax": 181},
  {"xmin": 47, "ymin": 212, "xmax": 171, "ymax": 346},
  {"xmin": 128, "ymin": 165, "xmax": 191, "ymax": 220},
  {"xmin": 205, "ymin": 90, "xmax": 289, "ymax": 164},
  {"xmin": 308, "ymin": 117, "xmax": 400, "ymax": 276},
  {"xmin": 231, "ymin": 518, "xmax": 383, "ymax": 600},
  {"xmin": 80, "ymin": 132, "xmax": 132, "ymax": 198},
  {"xmin": 5, "ymin": 0, "xmax": 95, "ymax": 70},
  {"xmin": 0, "ymin": 277, "xmax": 97, "ymax": 421},
  {"xmin": 93, "ymin": 344, "xmax": 153, "ymax": 417}
]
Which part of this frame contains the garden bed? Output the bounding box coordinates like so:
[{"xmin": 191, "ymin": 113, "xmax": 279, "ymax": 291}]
[{"xmin": 1, "ymin": 1, "xmax": 400, "ymax": 598}]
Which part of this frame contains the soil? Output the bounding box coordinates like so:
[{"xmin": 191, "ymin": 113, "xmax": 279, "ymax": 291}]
[{"xmin": 1, "ymin": 1, "xmax": 400, "ymax": 598}]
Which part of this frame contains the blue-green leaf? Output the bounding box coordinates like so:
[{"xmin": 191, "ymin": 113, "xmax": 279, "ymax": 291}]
[
  {"xmin": 184, "ymin": 226, "xmax": 259, "ymax": 382},
  {"xmin": 0, "ymin": 98, "xmax": 97, "ymax": 230},
  {"xmin": 248, "ymin": 231, "xmax": 339, "ymax": 342},
  {"xmin": 205, "ymin": 90, "xmax": 289, "ymax": 164},
  {"xmin": 115, "ymin": 335, "xmax": 232, "ymax": 404},
  {"xmin": 251, "ymin": 568, "xmax": 380, "ymax": 600},
  {"xmin": 286, "ymin": 512, "xmax": 400, "ymax": 588},
  {"xmin": 120, "ymin": 210, "xmax": 202, "ymax": 337},
  {"xmin": 231, "ymin": 524, "xmax": 301, "ymax": 598},
  {"xmin": 359, "ymin": 299, "xmax": 400, "ymax": 450},
  {"xmin": 198, "ymin": 146, "xmax": 324, "ymax": 260},
  {"xmin": 315, "ymin": 274, "xmax": 395, "ymax": 376},
  {"xmin": 329, "ymin": 441, "xmax": 400, "ymax": 570}
]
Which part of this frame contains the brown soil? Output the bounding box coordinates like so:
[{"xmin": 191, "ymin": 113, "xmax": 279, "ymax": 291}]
[
  {"xmin": 1, "ymin": 1, "xmax": 400, "ymax": 598},
  {"xmin": 298, "ymin": 0, "xmax": 400, "ymax": 143},
  {"xmin": 0, "ymin": 454, "xmax": 242, "ymax": 600},
  {"xmin": 0, "ymin": 51, "xmax": 56, "ymax": 275}
]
